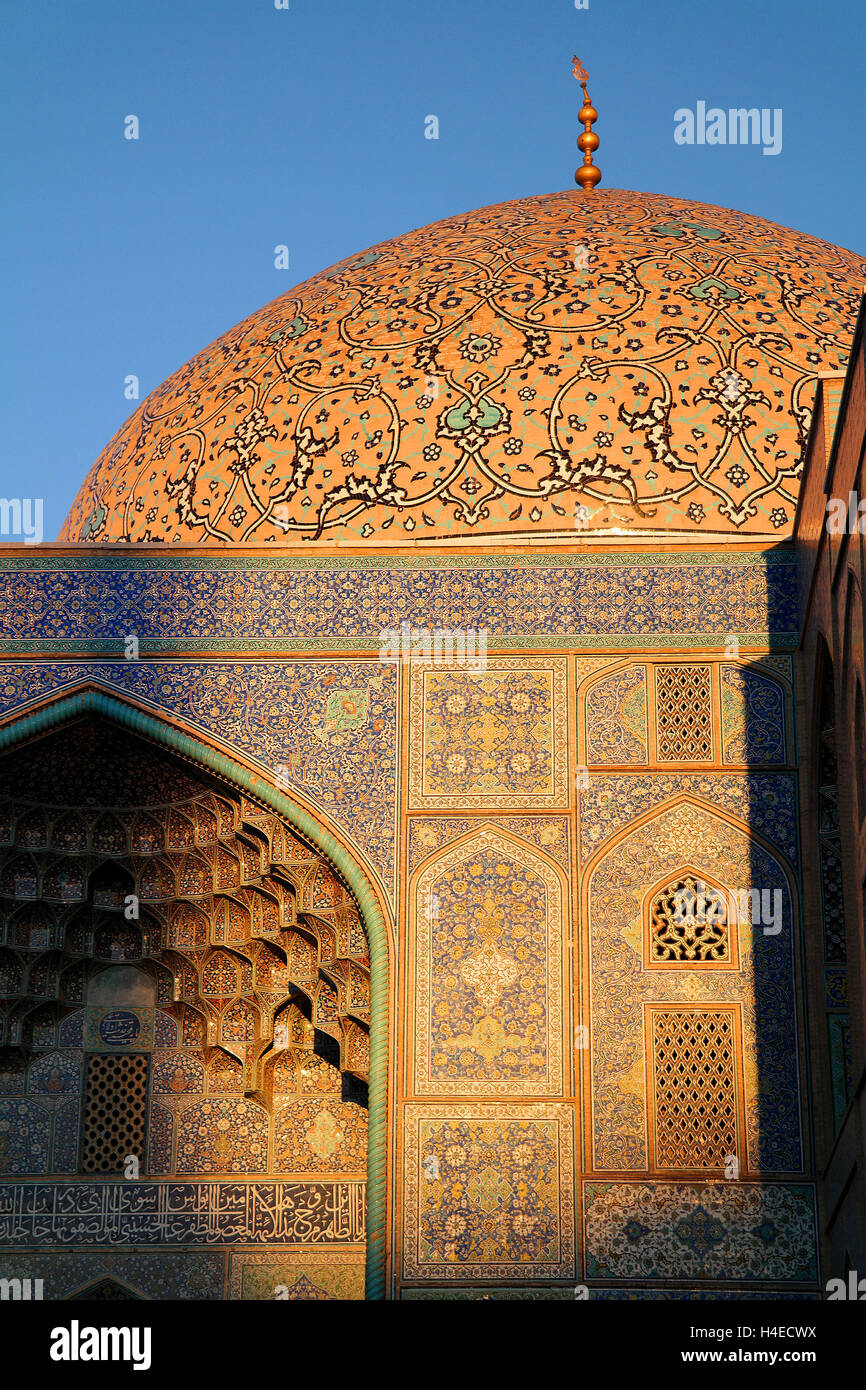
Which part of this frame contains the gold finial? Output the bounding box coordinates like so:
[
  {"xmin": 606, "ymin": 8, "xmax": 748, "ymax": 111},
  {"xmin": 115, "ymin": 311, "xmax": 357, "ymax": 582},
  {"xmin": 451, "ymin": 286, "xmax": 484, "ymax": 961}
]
[{"xmin": 573, "ymin": 56, "xmax": 601, "ymax": 191}]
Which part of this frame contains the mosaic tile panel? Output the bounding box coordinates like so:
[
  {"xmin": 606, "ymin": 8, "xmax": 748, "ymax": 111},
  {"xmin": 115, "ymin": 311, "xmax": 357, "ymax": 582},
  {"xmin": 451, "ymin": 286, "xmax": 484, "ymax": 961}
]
[
  {"xmin": 26, "ymin": 1052, "xmax": 81, "ymax": 1096},
  {"xmin": 0, "ymin": 1251, "xmax": 225, "ymax": 1300},
  {"xmin": 229, "ymin": 1249, "xmax": 365, "ymax": 1300},
  {"xmin": 409, "ymin": 659, "xmax": 569, "ymax": 809},
  {"xmin": 273, "ymin": 1097, "xmax": 367, "ymax": 1173},
  {"xmin": 0, "ymin": 552, "xmax": 800, "ymax": 651},
  {"xmin": 51, "ymin": 1102, "xmax": 83, "ymax": 1175},
  {"xmin": 175, "ymin": 1099, "xmax": 270, "ymax": 1175},
  {"xmin": 583, "ymin": 1182, "xmax": 817, "ymax": 1282},
  {"xmin": 402, "ymin": 1103, "xmax": 574, "ymax": 1281},
  {"xmin": 585, "ymin": 666, "xmax": 648, "ymax": 764},
  {"xmin": 721, "ymin": 664, "xmax": 787, "ymax": 764},
  {"xmin": 578, "ymin": 773, "xmax": 798, "ymax": 867},
  {"xmin": 0, "ymin": 1100, "xmax": 50, "ymax": 1176},
  {"xmin": 412, "ymin": 829, "xmax": 564, "ymax": 1094},
  {"xmin": 588, "ymin": 801, "xmax": 801, "ymax": 1172},
  {"xmin": 576, "ymin": 656, "xmax": 623, "ymax": 684}
]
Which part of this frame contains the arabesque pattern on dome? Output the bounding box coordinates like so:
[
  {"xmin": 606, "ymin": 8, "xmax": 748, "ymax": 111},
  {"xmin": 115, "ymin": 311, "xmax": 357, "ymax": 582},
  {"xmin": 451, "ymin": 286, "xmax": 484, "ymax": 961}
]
[{"xmin": 61, "ymin": 189, "xmax": 865, "ymax": 545}]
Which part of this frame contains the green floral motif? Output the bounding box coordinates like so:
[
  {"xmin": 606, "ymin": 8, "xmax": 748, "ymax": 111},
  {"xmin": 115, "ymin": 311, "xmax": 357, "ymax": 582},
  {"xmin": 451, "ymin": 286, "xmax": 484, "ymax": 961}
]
[{"xmin": 322, "ymin": 687, "xmax": 369, "ymax": 735}]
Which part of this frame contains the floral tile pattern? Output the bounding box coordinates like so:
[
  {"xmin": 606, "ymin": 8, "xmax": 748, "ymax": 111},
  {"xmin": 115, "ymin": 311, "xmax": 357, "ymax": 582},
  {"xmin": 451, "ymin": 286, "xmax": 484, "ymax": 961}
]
[
  {"xmin": 0, "ymin": 552, "xmax": 799, "ymax": 650},
  {"xmin": 59, "ymin": 191, "xmax": 865, "ymax": 545},
  {"xmin": 402, "ymin": 1104, "xmax": 574, "ymax": 1281},
  {"xmin": 412, "ymin": 829, "xmax": 564, "ymax": 1094},
  {"xmin": 584, "ymin": 1182, "xmax": 817, "ymax": 1282},
  {"xmin": 408, "ymin": 659, "xmax": 569, "ymax": 809}
]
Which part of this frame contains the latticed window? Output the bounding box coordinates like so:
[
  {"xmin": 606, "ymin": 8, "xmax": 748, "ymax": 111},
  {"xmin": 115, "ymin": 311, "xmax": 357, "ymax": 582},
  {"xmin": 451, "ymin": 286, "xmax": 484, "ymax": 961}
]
[
  {"xmin": 650, "ymin": 1009, "xmax": 738, "ymax": 1169},
  {"xmin": 655, "ymin": 665, "xmax": 713, "ymax": 761},
  {"xmin": 649, "ymin": 875, "xmax": 730, "ymax": 963},
  {"xmin": 82, "ymin": 1054, "xmax": 149, "ymax": 1174}
]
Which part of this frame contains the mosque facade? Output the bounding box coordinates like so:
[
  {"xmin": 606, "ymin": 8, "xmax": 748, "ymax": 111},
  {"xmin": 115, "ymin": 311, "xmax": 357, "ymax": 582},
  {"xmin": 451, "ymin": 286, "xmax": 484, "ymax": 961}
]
[{"xmin": 0, "ymin": 180, "xmax": 864, "ymax": 1300}]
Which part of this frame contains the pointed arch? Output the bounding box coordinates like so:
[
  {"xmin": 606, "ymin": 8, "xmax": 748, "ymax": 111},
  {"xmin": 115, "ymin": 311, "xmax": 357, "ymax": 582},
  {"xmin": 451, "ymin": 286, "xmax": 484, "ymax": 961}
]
[
  {"xmin": 0, "ymin": 674, "xmax": 392, "ymax": 910},
  {"xmin": 408, "ymin": 817, "xmax": 569, "ymax": 882},
  {"xmin": 582, "ymin": 793, "xmax": 800, "ymax": 953},
  {"xmin": 582, "ymin": 796, "xmax": 803, "ymax": 1176},
  {"xmin": 0, "ymin": 684, "xmax": 391, "ymax": 1300},
  {"xmin": 408, "ymin": 821, "xmax": 568, "ymax": 1097},
  {"xmin": 641, "ymin": 862, "xmax": 741, "ymax": 970},
  {"xmin": 67, "ymin": 1276, "xmax": 146, "ymax": 1300},
  {"xmin": 581, "ymin": 788, "xmax": 801, "ymax": 894}
]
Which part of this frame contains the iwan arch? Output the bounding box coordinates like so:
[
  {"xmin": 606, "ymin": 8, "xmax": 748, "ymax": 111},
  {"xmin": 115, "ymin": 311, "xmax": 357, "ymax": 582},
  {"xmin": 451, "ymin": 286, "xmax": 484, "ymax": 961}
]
[
  {"xmin": 1, "ymin": 184, "xmax": 866, "ymax": 1298},
  {"xmin": 0, "ymin": 686, "xmax": 389, "ymax": 1299}
]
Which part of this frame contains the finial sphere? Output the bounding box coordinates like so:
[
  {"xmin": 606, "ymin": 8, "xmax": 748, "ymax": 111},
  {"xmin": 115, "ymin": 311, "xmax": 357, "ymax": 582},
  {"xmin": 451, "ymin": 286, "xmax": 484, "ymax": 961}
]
[{"xmin": 575, "ymin": 164, "xmax": 602, "ymax": 190}]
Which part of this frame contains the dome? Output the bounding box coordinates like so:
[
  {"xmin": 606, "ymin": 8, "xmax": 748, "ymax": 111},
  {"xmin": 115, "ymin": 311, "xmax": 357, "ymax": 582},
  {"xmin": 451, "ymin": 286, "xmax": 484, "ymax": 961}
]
[{"xmin": 61, "ymin": 188, "xmax": 866, "ymax": 545}]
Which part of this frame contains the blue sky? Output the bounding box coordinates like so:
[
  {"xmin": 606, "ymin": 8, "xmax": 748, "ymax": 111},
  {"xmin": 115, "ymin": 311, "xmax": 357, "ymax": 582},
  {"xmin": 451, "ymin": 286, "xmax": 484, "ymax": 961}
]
[{"xmin": 2, "ymin": 0, "xmax": 863, "ymax": 540}]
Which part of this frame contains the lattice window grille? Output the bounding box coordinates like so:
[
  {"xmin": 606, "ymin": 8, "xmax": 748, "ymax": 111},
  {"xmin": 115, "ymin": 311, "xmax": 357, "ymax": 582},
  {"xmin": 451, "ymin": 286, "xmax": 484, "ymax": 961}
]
[
  {"xmin": 651, "ymin": 1009, "xmax": 738, "ymax": 1169},
  {"xmin": 655, "ymin": 665, "xmax": 713, "ymax": 762},
  {"xmin": 82, "ymin": 1053, "xmax": 149, "ymax": 1174},
  {"xmin": 649, "ymin": 876, "xmax": 730, "ymax": 963}
]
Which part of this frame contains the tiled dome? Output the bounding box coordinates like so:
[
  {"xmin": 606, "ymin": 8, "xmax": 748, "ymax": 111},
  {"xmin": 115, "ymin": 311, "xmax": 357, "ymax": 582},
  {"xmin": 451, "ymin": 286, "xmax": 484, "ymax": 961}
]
[{"xmin": 61, "ymin": 188, "xmax": 865, "ymax": 544}]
